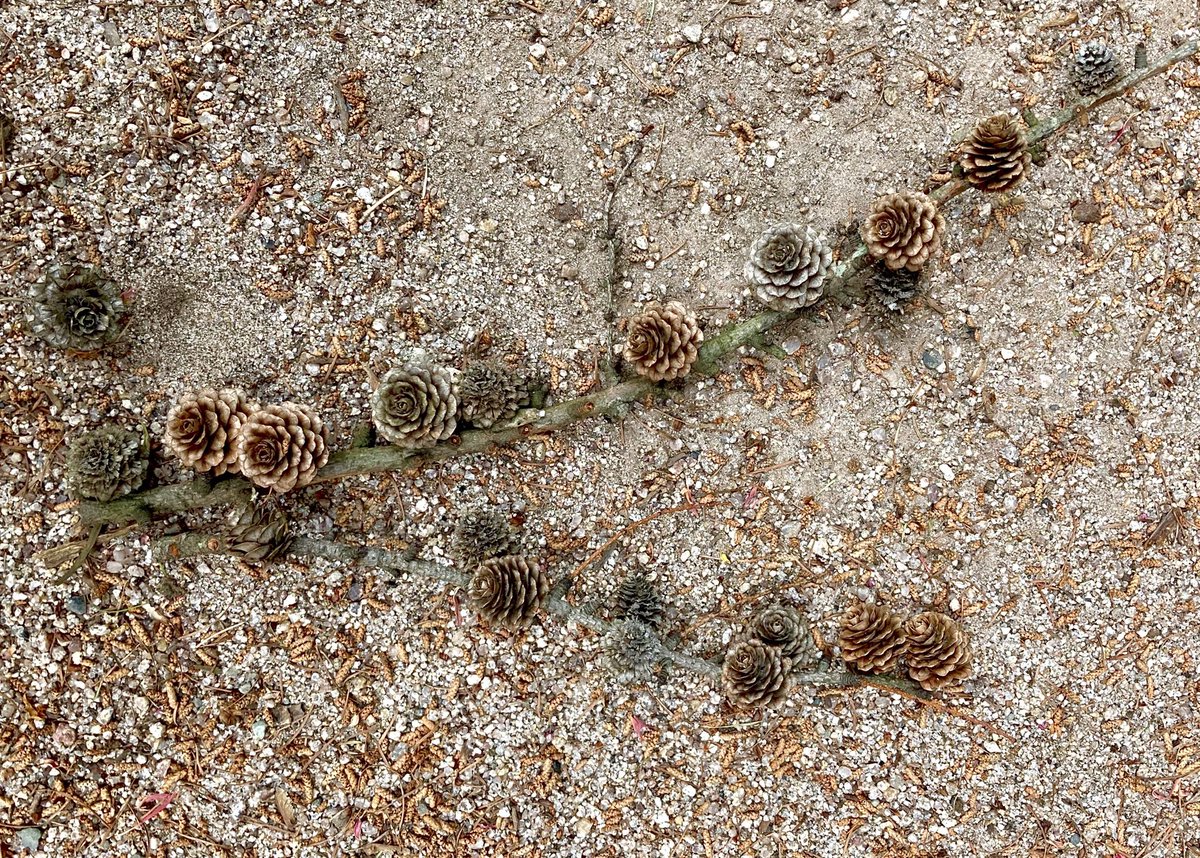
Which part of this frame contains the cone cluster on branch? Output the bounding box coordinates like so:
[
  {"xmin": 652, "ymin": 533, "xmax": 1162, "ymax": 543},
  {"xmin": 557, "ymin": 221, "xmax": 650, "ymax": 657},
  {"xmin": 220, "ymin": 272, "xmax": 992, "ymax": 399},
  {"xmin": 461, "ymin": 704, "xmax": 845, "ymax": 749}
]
[
  {"xmin": 839, "ymin": 602, "xmax": 972, "ymax": 690},
  {"xmin": 1071, "ymin": 41, "xmax": 1119, "ymax": 95},
  {"xmin": 903, "ymin": 611, "xmax": 973, "ymax": 691},
  {"xmin": 744, "ymin": 224, "xmax": 833, "ymax": 310},
  {"xmin": 604, "ymin": 619, "xmax": 661, "ymax": 683},
  {"xmin": 613, "ymin": 572, "xmax": 664, "ymax": 631},
  {"xmin": 623, "ymin": 301, "xmax": 703, "ymax": 382},
  {"xmin": 960, "ymin": 113, "xmax": 1031, "ymax": 193},
  {"xmin": 457, "ymin": 361, "xmax": 530, "ymax": 428},
  {"xmin": 166, "ymin": 389, "xmax": 256, "ymax": 476},
  {"xmin": 468, "ymin": 555, "xmax": 550, "ymax": 627},
  {"xmin": 722, "ymin": 640, "xmax": 790, "ymax": 708},
  {"xmin": 237, "ymin": 403, "xmax": 329, "ymax": 492},
  {"xmin": 451, "ymin": 505, "xmax": 521, "ymax": 568},
  {"xmin": 862, "ymin": 191, "xmax": 945, "ymax": 272},
  {"xmin": 65, "ymin": 425, "xmax": 147, "ymax": 502},
  {"xmin": 749, "ymin": 604, "xmax": 819, "ymax": 670},
  {"xmin": 28, "ymin": 264, "xmax": 126, "ymax": 351},
  {"xmin": 226, "ymin": 506, "xmax": 294, "ymax": 562},
  {"xmin": 372, "ymin": 364, "xmax": 459, "ymax": 447}
]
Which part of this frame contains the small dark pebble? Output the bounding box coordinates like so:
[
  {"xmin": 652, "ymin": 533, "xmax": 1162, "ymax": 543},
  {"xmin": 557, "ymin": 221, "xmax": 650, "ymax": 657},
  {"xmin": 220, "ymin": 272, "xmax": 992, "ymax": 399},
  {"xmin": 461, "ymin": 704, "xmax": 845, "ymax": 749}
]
[
  {"xmin": 921, "ymin": 349, "xmax": 944, "ymax": 371},
  {"xmin": 66, "ymin": 594, "xmax": 87, "ymax": 616},
  {"xmin": 1072, "ymin": 201, "xmax": 1103, "ymax": 224},
  {"xmin": 550, "ymin": 201, "xmax": 580, "ymax": 222}
]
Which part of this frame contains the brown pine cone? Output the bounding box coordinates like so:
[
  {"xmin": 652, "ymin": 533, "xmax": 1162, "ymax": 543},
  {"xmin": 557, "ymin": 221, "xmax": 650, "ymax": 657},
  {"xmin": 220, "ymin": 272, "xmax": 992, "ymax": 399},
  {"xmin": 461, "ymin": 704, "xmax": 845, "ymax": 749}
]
[
  {"xmin": 467, "ymin": 555, "xmax": 551, "ymax": 627},
  {"xmin": 236, "ymin": 403, "xmax": 329, "ymax": 493},
  {"xmin": 623, "ymin": 301, "xmax": 703, "ymax": 382},
  {"xmin": 960, "ymin": 113, "xmax": 1031, "ymax": 193},
  {"xmin": 749, "ymin": 604, "xmax": 819, "ymax": 669},
  {"xmin": 372, "ymin": 364, "xmax": 458, "ymax": 447},
  {"xmin": 226, "ymin": 506, "xmax": 293, "ymax": 562},
  {"xmin": 862, "ymin": 191, "xmax": 945, "ymax": 272},
  {"xmin": 721, "ymin": 640, "xmax": 790, "ymax": 708},
  {"xmin": 904, "ymin": 612, "xmax": 973, "ymax": 691},
  {"xmin": 165, "ymin": 389, "xmax": 256, "ymax": 475},
  {"xmin": 838, "ymin": 602, "xmax": 906, "ymax": 674}
]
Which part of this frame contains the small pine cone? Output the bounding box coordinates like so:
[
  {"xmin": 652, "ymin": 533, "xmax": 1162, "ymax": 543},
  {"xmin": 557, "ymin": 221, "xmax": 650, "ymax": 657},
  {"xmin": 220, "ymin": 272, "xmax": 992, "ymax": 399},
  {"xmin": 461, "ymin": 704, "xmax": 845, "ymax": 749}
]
[
  {"xmin": 236, "ymin": 404, "xmax": 329, "ymax": 493},
  {"xmin": 604, "ymin": 619, "xmax": 661, "ymax": 683},
  {"xmin": 960, "ymin": 113, "xmax": 1031, "ymax": 193},
  {"xmin": 722, "ymin": 640, "xmax": 790, "ymax": 708},
  {"xmin": 869, "ymin": 265, "xmax": 923, "ymax": 307},
  {"xmin": 226, "ymin": 507, "xmax": 293, "ymax": 562},
  {"xmin": 65, "ymin": 425, "xmax": 147, "ymax": 502},
  {"xmin": 372, "ymin": 364, "xmax": 458, "ymax": 447},
  {"xmin": 468, "ymin": 555, "xmax": 551, "ymax": 627},
  {"xmin": 904, "ymin": 612, "xmax": 973, "ymax": 691},
  {"xmin": 839, "ymin": 602, "xmax": 907, "ymax": 674},
  {"xmin": 28, "ymin": 264, "xmax": 125, "ymax": 351},
  {"xmin": 451, "ymin": 505, "xmax": 521, "ymax": 568},
  {"xmin": 744, "ymin": 224, "xmax": 833, "ymax": 310},
  {"xmin": 623, "ymin": 301, "xmax": 703, "ymax": 382},
  {"xmin": 458, "ymin": 362, "xmax": 530, "ymax": 428},
  {"xmin": 165, "ymin": 389, "xmax": 256, "ymax": 475},
  {"xmin": 862, "ymin": 191, "xmax": 946, "ymax": 272},
  {"xmin": 749, "ymin": 604, "xmax": 819, "ymax": 669},
  {"xmin": 613, "ymin": 572, "xmax": 664, "ymax": 631},
  {"xmin": 1070, "ymin": 41, "xmax": 1119, "ymax": 95}
]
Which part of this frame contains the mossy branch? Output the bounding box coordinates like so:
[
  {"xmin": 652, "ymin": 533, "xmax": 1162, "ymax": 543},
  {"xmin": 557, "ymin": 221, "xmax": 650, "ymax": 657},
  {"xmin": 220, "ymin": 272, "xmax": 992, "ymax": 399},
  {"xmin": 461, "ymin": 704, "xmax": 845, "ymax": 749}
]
[
  {"xmin": 151, "ymin": 533, "xmax": 933, "ymax": 699},
  {"xmin": 79, "ymin": 41, "xmax": 1198, "ymax": 528}
]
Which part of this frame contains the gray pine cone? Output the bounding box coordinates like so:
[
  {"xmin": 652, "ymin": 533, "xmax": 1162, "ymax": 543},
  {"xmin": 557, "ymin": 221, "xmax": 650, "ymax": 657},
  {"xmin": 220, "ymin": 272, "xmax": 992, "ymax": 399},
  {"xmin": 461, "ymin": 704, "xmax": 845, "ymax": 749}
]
[
  {"xmin": 604, "ymin": 619, "xmax": 661, "ymax": 683},
  {"xmin": 372, "ymin": 364, "xmax": 458, "ymax": 447},
  {"xmin": 165, "ymin": 389, "xmax": 256, "ymax": 475},
  {"xmin": 468, "ymin": 555, "xmax": 551, "ymax": 627},
  {"xmin": 28, "ymin": 265, "xmax": 125, "ymax": 351},
  {"xmin": 744, "ymin": 225, "xmax": 833, "ymax": 310},
  {"xmin": 236, "ymin": 403, "xmax": 329, "ymax": 493},
  {"xmin": 869, "ymin": 265, "xmax": 923, "ymax": 307},
  {"xmin": 65, "ymin": 425, "xmax": 148, "ymax": 502},
  {"xmin": 749, "ymin": 604, "xmax": 819, "ymax": 669},
  {"xmin": 226, "ymin": 506, "xmax": 293, "ymax": 562},
  {"xmin": 1071, "ymin": 41, "xmax": 1119, "ymax": 95},
  {"xmin": 722, "ymin": 640, "xmax": 790, "ymax": 708},
  {"xmin": 451, "ymin": 505, "xmax": 521, "ymax": 568},
  {"xmin": 613, "ymin": 573, "xmax": 664, "ymax": 631},
  {"xmin": 458, "ymin": 362, "xmax": 530, "ymax": 428}
]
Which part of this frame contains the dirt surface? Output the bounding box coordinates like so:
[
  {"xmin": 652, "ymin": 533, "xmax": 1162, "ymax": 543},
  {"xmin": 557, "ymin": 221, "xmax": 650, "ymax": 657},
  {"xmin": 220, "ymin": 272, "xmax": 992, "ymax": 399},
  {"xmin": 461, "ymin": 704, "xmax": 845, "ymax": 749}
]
[{"xmin": 2, "ymin": 0, "xmax": 1199, "ymax": 855}]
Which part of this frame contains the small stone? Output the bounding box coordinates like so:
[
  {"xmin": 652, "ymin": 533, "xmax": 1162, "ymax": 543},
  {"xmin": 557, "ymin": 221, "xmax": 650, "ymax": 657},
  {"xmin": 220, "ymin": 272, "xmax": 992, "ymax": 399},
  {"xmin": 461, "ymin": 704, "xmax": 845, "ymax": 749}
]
[
  {"xmin": 921, "ymin": 349, "xmax": 944, "ymax": 371},
  {"xmin": 682, "ymin": 24, "xmax": 703, "ymax": 43},
  {"xmin": 1072, "ymin": 201, "xmax": 1102, "ymax": 224},
  {"xmin": 560, "ymin": 263, "xmax": 579, "ymax": 280},
  {"xmin": 54, "ymin": 723, "xmax": 77, "ymax": 748},
  {"xmin": 66, "ymin": 594, "xmax": 87, "ymax": 615},
  {"xmin": 18, "ymin": 829, "xmax": 41, "ymax": 851}
]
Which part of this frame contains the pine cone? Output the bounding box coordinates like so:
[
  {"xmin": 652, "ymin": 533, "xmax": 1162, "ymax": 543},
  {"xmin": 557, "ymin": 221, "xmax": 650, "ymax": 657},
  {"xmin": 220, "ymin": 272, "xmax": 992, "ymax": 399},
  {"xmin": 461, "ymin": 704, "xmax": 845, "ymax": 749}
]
[
  {"xmin": 226, "ymin": 506, "xmax": 293, "ymax": 562},
  {"xmin": 862, "ymin": 192, "xmax": 945, "ymax": 272},
  {"xmin": 744, "ymin": 224, "xmax": 833, "ymax": 310},
  {"xmin": 960, "ymin": 113, "xmax": 1031, "ymax": 193},
  {"xmin": 458, "ymin": 362, "xmax": 530, "ymax": 428},
  {"xmin": 372, "ymin": 364, "xmax": 458, "ymax": 447},
  {"xmin": 904, "ymin": 612, "xmax": 973, "ymax": 691},
  {"xmin": 838, "ymin": 602, "xmax": 907, "ymax": 674},
  {"xmin": 28, "ymin": 264, "xmax": 125, "ymax": 351},
  {"xmin": 604, "ymin": 619, "xmax": 661, "ymax": 683},
  {"xmin": 623, "ymin": 301, "xmax": 703, "ymax": 382},
  {"xmin": 451, "ymin": 505, "xmax": 521, "ymax": 568},
  {"xmin": 236, "ymin": 403, "xmax": 329, "ymax": 493},
  {"xmin": 722, "ymin": 640, "xmax": 790, "ymax": 708},
  {"xmin": 165, "ymin": 389, "xmax": 256, "ymax": 475},
  {"xmin": 613, "ymin": 572, "xmax": 664, "ymax": 631},
  {"xmin": 65, "ymin": 425, "xmax": 147, "ymax": 502},
  {"xmin": 869, "ymin": 264, "xmax": 923, "ymax": 307},
  {"xmin": 467, "ymin": 555, "xmax": 550, "ymax": 627},
  {"xmin": 749, "ymin": 604, "xmax": 819, "ymax": 669},
  {"xmin": 1071, "ymin": 41, "xmax": 1119, "ymax": 95}
]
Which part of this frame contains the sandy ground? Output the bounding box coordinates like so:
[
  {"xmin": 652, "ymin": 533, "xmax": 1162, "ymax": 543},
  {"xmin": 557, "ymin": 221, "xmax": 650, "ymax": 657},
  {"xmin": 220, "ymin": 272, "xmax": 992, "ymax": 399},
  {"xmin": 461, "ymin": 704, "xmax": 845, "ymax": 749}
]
[{"xmin": 1, "ymin": 0, "xmax": 1199, "ymax": 855}]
